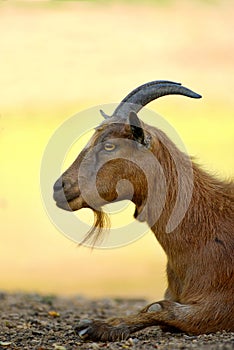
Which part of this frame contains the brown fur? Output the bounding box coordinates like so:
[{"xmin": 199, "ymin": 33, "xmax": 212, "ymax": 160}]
[{"xmin": 53, "ymin": 114, "xmax": 234, "ymax": 341}]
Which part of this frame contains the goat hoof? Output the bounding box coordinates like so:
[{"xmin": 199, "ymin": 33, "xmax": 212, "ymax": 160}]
[
  {"xmin": 75, "ymin": 319, "xmax": 130, "ymax": 342},
  {"xmin": 75, "ymin": 319, "xmax": 93, "ymax": 340},
  {"xmin": 78, "ymin": 327, "xmax": 90, "ymax": 340}
]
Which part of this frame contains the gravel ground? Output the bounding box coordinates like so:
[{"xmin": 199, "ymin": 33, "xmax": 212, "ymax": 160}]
[{"xmin": 0, "ymin": 293, "xmax": 233, "ymax": 350}]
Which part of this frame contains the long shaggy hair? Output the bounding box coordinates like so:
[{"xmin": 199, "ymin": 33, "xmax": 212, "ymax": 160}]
[{"xmin": 80, "ymin": 208, "xmax": 110, "ymax": 247}]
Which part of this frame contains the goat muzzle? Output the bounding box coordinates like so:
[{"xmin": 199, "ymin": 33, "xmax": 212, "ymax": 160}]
[{"xmin": 53, "ymin": 176, "xmax": 85, "ymax": 211}]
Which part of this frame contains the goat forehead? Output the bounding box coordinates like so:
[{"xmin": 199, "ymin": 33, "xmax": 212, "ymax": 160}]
[
  {"xmin": 94, "ymin": 121, "xmax": 129, "ymax": 142},
  {"xmin": 95, "ymin": 117, "xmax": 125, "ymax": 131}
]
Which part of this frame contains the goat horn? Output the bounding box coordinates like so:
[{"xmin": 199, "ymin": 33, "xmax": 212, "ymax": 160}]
[
  {"xmin": 112, "ymin": 80, "xmax": 202, "ymax": 118},
  {"xmin": 100, "ymin": 109, "xmax": 110, "ymax": 119}
]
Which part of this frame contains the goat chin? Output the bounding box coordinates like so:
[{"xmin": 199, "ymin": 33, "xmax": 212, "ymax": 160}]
[{"xmin": 56, "ymin": 196, "xmax": 85, "ymax": 212}]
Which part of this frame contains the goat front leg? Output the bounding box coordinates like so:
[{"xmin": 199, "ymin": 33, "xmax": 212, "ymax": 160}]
[{"xmin": 75, "ymin": 300, "xmax": 207, "ymax": 342}]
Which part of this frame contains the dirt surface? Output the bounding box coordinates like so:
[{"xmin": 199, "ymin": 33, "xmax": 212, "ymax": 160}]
[{"xmin": 0, "ymin": 293, "xmax": 233, "ymax": 350}]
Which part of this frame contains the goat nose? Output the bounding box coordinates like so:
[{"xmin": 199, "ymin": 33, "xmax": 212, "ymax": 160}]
[
  {"xmin": 53, "ymin": 178, "xmax": 63, "ymax": 192},
  {"xmin": 53, "ymin": 177, "xmax": 73, "ymax": 192}
]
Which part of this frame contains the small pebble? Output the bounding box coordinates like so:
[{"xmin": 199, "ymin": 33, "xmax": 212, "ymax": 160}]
[
  {"xmin": 91, "ymin": 344, "xmax": 100, "ymax": 350},
  {"xmin": 125, "ymin": 338, "xmax": 135, "ymax": 346},
  {"xmin": 53, "ymin": 344, "xmax": 67, "ymax": 350},
  {"xmin": 0, "ymin": 342, "xmax": 12, "ymax": 346}
]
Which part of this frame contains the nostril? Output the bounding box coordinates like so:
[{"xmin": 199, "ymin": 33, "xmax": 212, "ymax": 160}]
[
  {"xmin": 53, "ymin": 178, "xmax": 73, "ymax": 192},
  {"xmin": 53, "ymin": 178, "xmax": 64, "ymax": 192}
]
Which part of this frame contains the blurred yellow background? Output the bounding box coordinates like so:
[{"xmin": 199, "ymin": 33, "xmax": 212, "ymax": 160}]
[{"xmin": 0, "ymin": 1, "xmax": 233, "ymax": 302}]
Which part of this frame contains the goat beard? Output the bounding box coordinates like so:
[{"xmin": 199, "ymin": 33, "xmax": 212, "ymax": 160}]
[{"xmin": 80, "ymin": 208, "xmax": 110, "ymax": 247}]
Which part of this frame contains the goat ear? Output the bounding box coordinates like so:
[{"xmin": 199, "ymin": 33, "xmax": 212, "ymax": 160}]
[{"xmin": 128, "ymin": 111, "xmax": 145, "ymax": 144}]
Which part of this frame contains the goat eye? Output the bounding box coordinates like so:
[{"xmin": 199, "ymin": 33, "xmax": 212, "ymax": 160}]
[{"xmin": 104, "ymin": 143, "xmax": 116, "ymax": 151}]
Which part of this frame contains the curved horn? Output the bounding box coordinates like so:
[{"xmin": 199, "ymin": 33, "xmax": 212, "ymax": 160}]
[{"xmin": 112, "ymin": 80, "xmax": 202, "ymax": 118}]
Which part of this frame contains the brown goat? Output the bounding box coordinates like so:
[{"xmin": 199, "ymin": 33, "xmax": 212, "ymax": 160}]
[{"xmin": 53, "ymin": 80, "xmax": 234, "ymax": 341}]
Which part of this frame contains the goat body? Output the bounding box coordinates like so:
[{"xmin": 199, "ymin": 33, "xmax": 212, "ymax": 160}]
[{"xmin": 53, "ymin": 81, "xmax": 234, "ymax": 341}]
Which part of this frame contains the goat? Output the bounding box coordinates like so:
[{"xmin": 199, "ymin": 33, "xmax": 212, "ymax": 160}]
[{"xmin": 53, "ymin": 80, "xmax": 234, "ymax": 341}]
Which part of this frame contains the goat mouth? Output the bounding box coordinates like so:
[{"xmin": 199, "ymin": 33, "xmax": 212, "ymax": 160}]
[
  {"xmin": 55, "ymin": 199, "xmax": 73, "ymax": 211},
  {"xmin": 53, "ymin": 190, "xmax": 86, "ymax": 212}
]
